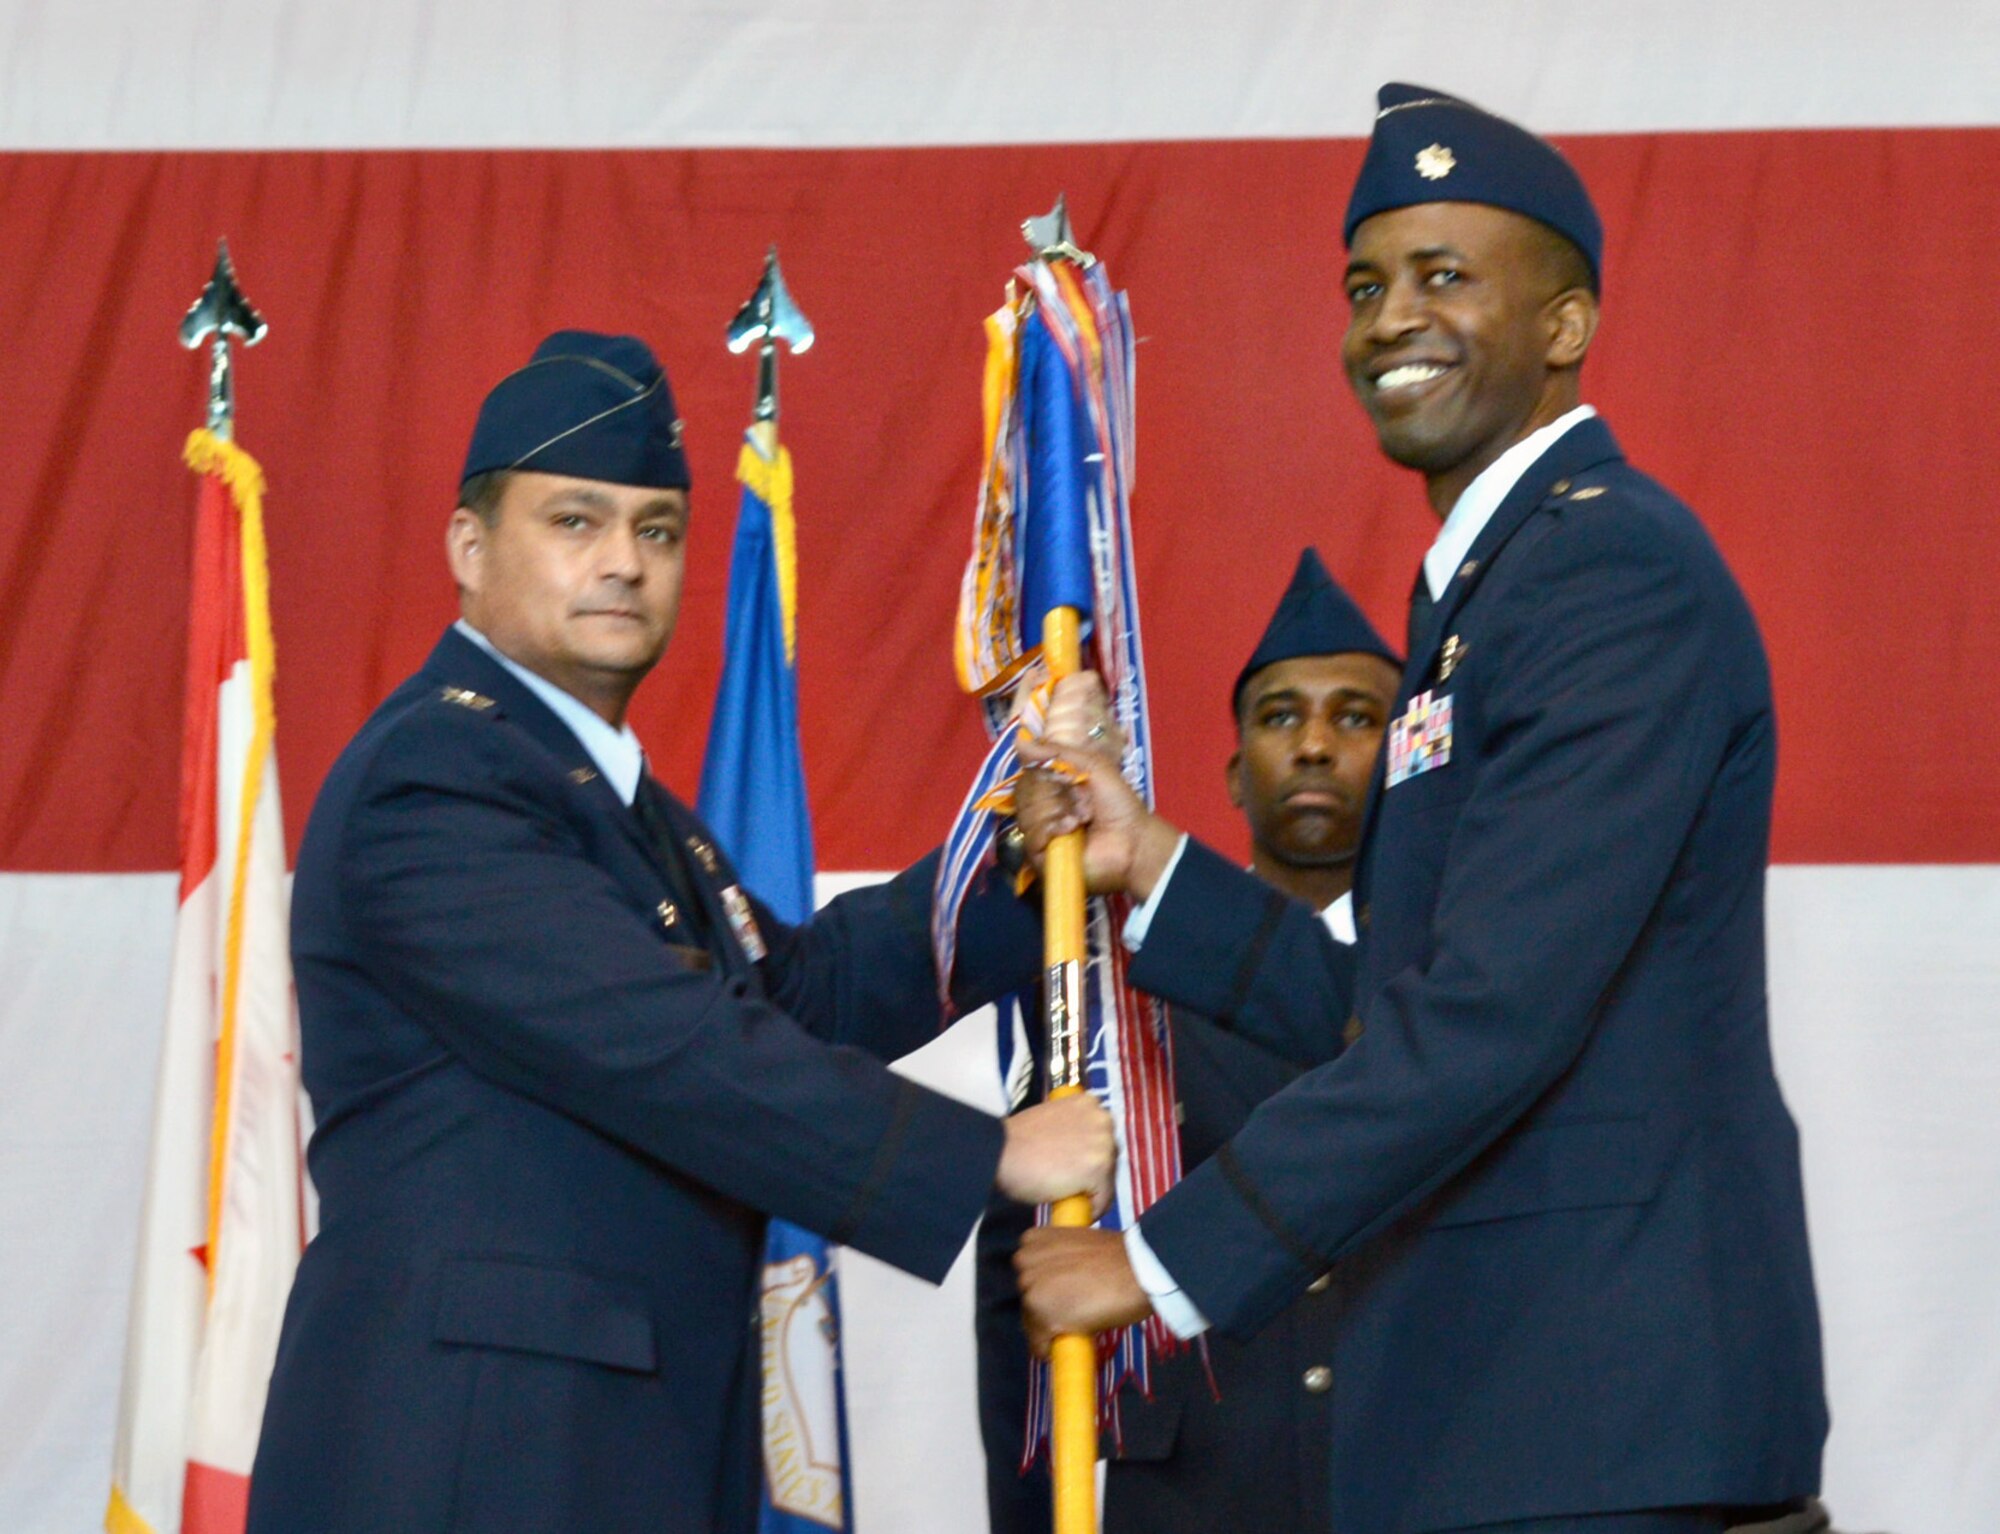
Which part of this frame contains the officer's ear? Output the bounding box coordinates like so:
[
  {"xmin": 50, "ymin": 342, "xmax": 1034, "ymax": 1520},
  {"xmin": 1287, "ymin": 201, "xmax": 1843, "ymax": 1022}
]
[
  {"xmin": 446, "ymin": 506, "xmax": 485, "ymax": 597},
  {"xmin": 1545, "ymin": 286, "xmax": 1598, "ymax": 371},
  {"xmin": 1225, "ymin": 747, "xmax": 1246, "ymax": 809}
]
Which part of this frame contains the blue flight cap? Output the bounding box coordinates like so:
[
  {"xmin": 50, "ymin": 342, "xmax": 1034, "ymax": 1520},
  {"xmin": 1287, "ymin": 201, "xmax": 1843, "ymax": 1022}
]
[
  {"xmin": 1344, "ymin": 82, "xmax": 1603, "ymax": 291},
  {"xmin": 461, "ymin": 330, "xmax": 691, "ymax": 490},
  {"xmin": 1233, "ymin": 548, "xmax": 1401, "ymax": 717}
]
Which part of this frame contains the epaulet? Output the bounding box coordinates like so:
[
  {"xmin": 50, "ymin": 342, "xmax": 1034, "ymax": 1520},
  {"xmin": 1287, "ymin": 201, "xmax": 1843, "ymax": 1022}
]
[
  {"xmin": 1545, "ymin": 476, "xmax": 1609, "ymax": 503},
  {"xmin": 436, "ymin": 684, "xmax": 499, "ymax": 713}
]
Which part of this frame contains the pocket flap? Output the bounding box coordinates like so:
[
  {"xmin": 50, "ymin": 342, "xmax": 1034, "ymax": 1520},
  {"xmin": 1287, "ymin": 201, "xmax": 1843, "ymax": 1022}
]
[
  {"xmin": 433, "ymin": 1255, "xmax": 658, "ymax": 1373},
  {"xmin": 1427, "ymin": 1114, "xmax": 1663, "ymax": 1230}
]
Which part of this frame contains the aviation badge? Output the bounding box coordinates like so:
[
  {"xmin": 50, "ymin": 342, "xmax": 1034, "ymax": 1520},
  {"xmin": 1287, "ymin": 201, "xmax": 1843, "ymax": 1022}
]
[
  {"xmin": 1438, "ymin": 635, "xmax": 1468, "ymax": 682},
  {"xmin": 1386, "ymin": 688, "xmax": 1454, "ymax": 789},
  {"xmin": 720, "ymin": 884, "xmax": 768, "ymax": 962}
]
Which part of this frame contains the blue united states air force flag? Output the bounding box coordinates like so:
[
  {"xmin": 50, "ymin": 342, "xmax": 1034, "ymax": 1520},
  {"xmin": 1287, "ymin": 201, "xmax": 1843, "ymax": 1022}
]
[{"xmin": 697, "ymin": 427, "xmax": 851, "ymax": 1533}]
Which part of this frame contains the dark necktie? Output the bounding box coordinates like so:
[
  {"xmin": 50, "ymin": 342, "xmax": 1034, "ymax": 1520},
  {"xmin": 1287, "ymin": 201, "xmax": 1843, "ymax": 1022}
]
[{"xmin": 1406, "ymin": 567, "xmax": 1436, "ymax": 659}]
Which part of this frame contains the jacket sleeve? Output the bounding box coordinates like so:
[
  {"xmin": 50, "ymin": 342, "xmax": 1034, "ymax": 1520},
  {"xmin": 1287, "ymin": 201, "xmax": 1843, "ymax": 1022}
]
[
  {"xmin": 753, "ymin": 853, "xmax": 1042, "ymax": 1062},
  {"xmin": 1127, "ymin": 841, "xmax": 1357, "ymax": 1067},
  {"xmin": 1137, "ymin": 510, "xmax": 1736, "ymax": 1335},
  {"xmin": 335, "ymin": 706, "xmax": 1003, "ymax": 1283}
]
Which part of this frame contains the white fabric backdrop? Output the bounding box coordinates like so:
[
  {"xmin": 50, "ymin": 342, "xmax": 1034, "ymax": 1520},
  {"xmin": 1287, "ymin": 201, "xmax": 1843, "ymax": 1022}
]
[
  {"xmin": 3, "ymin": 0, "xmax": 1998, "ymax": 149},
  {"xmin": 0, "ymin": 876, "xmax": 176, "ymax": 1531}
]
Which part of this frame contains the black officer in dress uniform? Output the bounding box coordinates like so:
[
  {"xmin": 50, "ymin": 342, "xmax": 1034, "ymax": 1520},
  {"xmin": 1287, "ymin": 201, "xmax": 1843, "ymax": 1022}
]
[{"xmin": 1014, "ymin": 85, "xmax": 1826, "ymax": 1534}]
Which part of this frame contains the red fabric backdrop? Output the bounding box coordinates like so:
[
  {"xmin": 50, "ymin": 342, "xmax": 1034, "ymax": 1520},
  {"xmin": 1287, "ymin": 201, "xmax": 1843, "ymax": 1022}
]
[{"xmin": 3, "ymin": 130, "xmax": 1995, "ymax": 873}]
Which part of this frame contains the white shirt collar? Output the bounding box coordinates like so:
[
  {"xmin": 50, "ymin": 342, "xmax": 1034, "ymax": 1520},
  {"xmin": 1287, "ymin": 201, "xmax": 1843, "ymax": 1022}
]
[
  {"xmin": 1422, "ymin": 405, "xmax": 1596, "ymax": 601},
  {"xmin": 453, "ymin": 619, "xmax": 646, "ymax": 806},
  {"xmin": 1323, "ymin": 890, "xmax": 1357, "ymax": 945},
  {"xmin": 1250, "ymin": 866, "xmax": 1357, "ymax": 945}
]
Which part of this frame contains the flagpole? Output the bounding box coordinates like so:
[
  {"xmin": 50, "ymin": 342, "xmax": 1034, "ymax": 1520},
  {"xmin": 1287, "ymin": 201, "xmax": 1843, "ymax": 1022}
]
[
  {"xmin": 727, "ymin": 243, "xmax": 816, "ymax": 468},
  {"xmin": 175, "ymin": 240, "xmax": 271, "ymax": 1303},
  {"xmin": 179, "ymin": 238, "xmax": 268, "ymax": 443},
  {"xmin": 1024, "ymin": 196, "xmax": 1101, "ymax": 1534},
  {"xmin": 720, "ymin": 246, "xmax": 852, "ymax": 1534},
  {"xmin": 110, "ymin": 236, "xmax": 292, "ymax": 1534},
  {"xmin": 1041, "ymin": 608, "xmax": 1099, "ymax": 1534}
]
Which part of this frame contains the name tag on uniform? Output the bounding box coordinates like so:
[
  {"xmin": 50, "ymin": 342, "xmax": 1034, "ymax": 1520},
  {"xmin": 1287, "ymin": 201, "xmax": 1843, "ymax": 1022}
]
[
  {"xmin": 1386, "ymin": 689, "xmax": 1453, "ymax": 789},
  {"xmin": 720, "ymin": 885, "xmax": 768, "ymax": 962}
]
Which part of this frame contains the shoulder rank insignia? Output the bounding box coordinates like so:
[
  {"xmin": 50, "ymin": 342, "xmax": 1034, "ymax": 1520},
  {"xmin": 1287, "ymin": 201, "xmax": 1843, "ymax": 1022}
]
[
  {"xmin": 440, "ymin": 686, "xmax": 495, "ymax": 711},
  {"xmin": 1386, "ymin": 688, "xmax": 1454, "ymax": 789},
  {"xmin": 1438, "ymin": 635, "xmax": 1468, "ymax": 682},
  {"xmin": 568, "ymin": 766, "xmax": 598, "ymax": 785},
  {"xmin": 720, "ymin": 884, "xmax": 768, "ymax": 962}
]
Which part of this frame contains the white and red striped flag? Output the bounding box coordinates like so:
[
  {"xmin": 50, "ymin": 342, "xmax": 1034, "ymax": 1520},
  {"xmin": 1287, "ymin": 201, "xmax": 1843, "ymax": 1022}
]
[{"xmin": 106, "ymin": 430, "xmax": 306, "ymax": 1534}]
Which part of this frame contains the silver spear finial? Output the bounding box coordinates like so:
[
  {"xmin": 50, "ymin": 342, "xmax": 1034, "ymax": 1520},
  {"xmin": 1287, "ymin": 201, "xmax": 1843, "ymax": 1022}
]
[
  {"xmin": 178, "ymin": 240, "xmax": 268, "ymax": 440},
  {"xmin": 1022, "ymin": 194, "xmax": 1094, "ymax": 267},
  {"xmin": 727, "ymin": 245, "xmax": 815, "ymax": 442}
]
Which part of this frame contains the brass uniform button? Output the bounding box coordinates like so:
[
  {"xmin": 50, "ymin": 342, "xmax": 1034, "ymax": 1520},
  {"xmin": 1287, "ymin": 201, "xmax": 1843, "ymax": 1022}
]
[
  {"xmin": 1302, "ymin": 1365, "xmax": 1333, "ymax": 1394},
  {"xmin": 1343, "ymin": 1014, "xmax": 1364, "ymax": 1047}
]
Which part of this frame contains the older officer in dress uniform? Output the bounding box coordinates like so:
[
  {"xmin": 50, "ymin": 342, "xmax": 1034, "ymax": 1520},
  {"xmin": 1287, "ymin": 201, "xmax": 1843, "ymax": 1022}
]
[
  {"xmin": 245, "ymin": 331, "xmax": 1114, "ymax": 1534},
  {"xmin": 1014, "ymin": 85, "xmax": 1827, "ymax": 1534},
  {"xmin": 979, "ymin": 549, "xmax": 1400, "ymax": 1534}
]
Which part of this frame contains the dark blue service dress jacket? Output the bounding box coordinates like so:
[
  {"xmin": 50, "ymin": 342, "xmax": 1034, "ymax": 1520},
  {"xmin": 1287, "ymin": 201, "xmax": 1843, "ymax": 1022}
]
[
  {"xmin": 1128, "ymin": 418, "xmax": 1828, "ymax": 1534},
  {"xmin": 246, "ymin": 627, "xmax": 1039, "ymax": 1534}
]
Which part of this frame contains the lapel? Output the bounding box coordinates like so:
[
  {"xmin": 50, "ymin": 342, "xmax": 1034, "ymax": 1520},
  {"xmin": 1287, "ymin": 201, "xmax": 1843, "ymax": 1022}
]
[
  {"xmin": 633, "ymin": 776, "xmax": 761, "ymax": 982},
  {"xmin": 1410, "ymin": 416, "xmax": 1626, "ymax": 668},
  {"xmin": 1355, "ymin": 418, "xmax": 1627, "ymax": 897},
  {"xmin": 417, "ymin": 627, "xmax": 677, "ymax": 914}
]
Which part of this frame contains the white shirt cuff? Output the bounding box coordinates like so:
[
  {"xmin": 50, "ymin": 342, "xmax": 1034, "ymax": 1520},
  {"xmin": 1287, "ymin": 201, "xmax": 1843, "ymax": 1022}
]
[
  {"xmin": 1119, "ymin": 833, "xmax": 1190, "ymax": 952},
  {"xmin": 1122, "ymin": 1223, "xmax": 1210, "ymax": 1340}
]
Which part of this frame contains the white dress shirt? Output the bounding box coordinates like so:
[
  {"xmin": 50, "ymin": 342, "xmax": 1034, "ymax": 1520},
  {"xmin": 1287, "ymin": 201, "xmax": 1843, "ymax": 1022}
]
[
  {"xmin": 454, "ymin": 619, "xmax": 646, "ymax": 806},
  {"xmin": 1420, "ymin": 404, "xmax": 1595, "ymax": 601}
]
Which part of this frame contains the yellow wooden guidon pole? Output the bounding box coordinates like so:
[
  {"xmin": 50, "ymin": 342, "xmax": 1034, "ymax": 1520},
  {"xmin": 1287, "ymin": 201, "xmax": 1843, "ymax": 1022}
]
[{"xmin": 1039, "ymin": 604, "xmax": 1098, "ymax": 1534}]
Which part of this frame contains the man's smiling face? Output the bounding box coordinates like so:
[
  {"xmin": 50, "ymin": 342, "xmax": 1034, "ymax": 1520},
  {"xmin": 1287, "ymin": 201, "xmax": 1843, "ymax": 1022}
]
[{"xmin": 1342, "ymin": 201, "xmax": 1596, "ymax": 510}]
